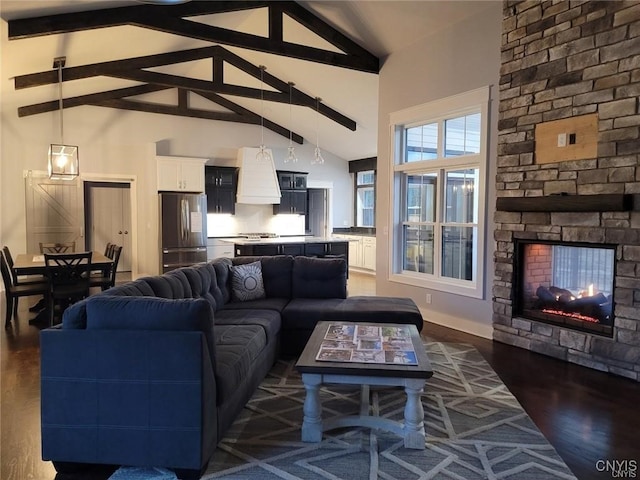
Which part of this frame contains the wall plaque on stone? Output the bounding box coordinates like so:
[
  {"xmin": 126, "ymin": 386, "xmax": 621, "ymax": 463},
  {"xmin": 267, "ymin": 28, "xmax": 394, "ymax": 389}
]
[{"xmin": 534, "ymin": 113, "xmax": 598, "ymax": 164}]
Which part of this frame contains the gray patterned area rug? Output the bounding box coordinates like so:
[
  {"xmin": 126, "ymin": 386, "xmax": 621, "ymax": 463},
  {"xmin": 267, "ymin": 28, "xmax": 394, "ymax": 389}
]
[{"xmin": 203, "ymin": 342, "xmax": 577, "ymax": 480}]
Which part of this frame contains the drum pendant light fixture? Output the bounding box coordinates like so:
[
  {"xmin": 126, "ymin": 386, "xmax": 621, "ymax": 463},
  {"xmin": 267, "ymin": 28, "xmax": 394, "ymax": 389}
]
[{"xmin": 48, "ymin": 56, "xmax": 79, "ymax": 180}]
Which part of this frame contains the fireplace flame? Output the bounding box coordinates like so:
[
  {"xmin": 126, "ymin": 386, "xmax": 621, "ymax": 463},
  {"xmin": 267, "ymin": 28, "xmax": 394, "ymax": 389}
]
[{"xmin": 541, "ymin": 308, "xmax": 600, "ymax": 323}]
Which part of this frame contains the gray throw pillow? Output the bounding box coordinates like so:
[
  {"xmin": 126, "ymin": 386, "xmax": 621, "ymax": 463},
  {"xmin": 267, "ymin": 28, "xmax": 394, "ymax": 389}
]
[{"xmin": 230, "ymin": 261, "xmax": 265, "ymax": 301}]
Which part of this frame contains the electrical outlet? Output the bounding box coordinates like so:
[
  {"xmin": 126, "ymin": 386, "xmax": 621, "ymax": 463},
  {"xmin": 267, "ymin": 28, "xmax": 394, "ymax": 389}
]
[
  {"xmin": 425, "ymin": 293, "xmax": 432, "ymax": 304},
  {"xmin": 557, "ymin": 133, "xmax": 567, "ymax": 147}
]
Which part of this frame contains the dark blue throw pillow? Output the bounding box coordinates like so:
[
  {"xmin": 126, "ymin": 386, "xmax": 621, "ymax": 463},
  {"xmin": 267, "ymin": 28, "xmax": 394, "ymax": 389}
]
[{"xmin": 85, "ymin": 296, "xmax": 215, "ymax": 360}]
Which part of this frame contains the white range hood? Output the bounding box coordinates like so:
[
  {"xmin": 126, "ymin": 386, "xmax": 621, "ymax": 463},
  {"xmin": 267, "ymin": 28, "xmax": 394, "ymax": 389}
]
[{"xmin": 235, "ymin": 147, "xmax": 282, "ymax": 204}]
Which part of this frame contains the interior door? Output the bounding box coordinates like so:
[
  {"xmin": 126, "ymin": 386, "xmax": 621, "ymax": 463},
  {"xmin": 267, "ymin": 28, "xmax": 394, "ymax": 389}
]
[
  {"xmin": 24, "ymin": 172, "xmax": 82, "ymax": 253},
  {"xmin": 86, "ymin": 183, "xmax": 132, "ymax": 272},
  {"xmin": 307, "ymin": 188, "xmax": 327, "ymax": 236}
]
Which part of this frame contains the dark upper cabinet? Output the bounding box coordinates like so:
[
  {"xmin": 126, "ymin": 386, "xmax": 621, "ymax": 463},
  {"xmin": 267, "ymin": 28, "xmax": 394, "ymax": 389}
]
[
  {"xmin": 274, "ymin": 171, "xmax": 308, "ymax": 215},
  {"xmin": 277, "ymin": 171, "xmax": 307, "ymax": 190},
  {"xmin": 205, "ymin": 166, "xmax": 238, "ymax": 214}
]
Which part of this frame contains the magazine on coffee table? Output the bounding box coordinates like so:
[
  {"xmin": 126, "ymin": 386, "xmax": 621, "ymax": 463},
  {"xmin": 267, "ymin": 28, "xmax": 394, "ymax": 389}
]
[{"xmin": 315, "ymin": 323, "xmax": 418, "ymax": 365}]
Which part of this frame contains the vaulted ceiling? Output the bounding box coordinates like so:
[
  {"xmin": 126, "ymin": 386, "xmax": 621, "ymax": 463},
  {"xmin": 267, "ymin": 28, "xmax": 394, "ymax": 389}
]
[{"xmin": 1, "ymin": 1, "xmax": 495, "ymax": 161}]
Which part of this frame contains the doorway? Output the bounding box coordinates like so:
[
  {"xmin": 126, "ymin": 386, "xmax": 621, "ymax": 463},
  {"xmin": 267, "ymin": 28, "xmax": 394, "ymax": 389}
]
[
  {"xmin": 24, "ymin": 171, "xmax": 82, "ymax": 253},
  {"xmin": 84, "ymin": 182, "xmax": 132, "ymax": 273},
  {"xmin": 307, "ymin": 188, "xmax": 328, "ymax": 237}
]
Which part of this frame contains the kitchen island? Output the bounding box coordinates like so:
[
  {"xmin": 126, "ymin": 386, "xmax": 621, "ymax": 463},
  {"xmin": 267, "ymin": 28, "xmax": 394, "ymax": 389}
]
[{"xmin": 224, "ymin": 236, "xmax": 350, "ymax": 260}]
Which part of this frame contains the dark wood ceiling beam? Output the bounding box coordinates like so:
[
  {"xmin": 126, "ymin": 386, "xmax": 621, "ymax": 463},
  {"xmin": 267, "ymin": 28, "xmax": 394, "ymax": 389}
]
[
  {"xmin": 92, "ymin": 98, "xmax": 246, "ymax": 123},
  {"xmin": 14, "ymin": 46, "xmax": 222, "ymax": 89},
  {"xmin": 196, "ymin": 90, "xmax": 303, "ymax": 143},
  {"xmin": 137, "ymin": 15, "xmax": 375, "ymax": 73},
  {"xmin": 8, "ymin": 2, "xmax": 270, "ymax": 39},
  {"xmin": 283, "ymin": 2, "xmax": 377, "ymax": 67},
  {"xmin": 108, "ymin": 67, "xmax": 355, "ymax": 130},
  {"xmin": 218, "ymin": 48, "xmax": 357, "ymax": 130},
  {"xmin": 18, "ymin": 84, "xmax": 170, "ymax": 117},
  {"xmin": 8, "ymin": 1, "xmax": 379, "ymax": 73}
]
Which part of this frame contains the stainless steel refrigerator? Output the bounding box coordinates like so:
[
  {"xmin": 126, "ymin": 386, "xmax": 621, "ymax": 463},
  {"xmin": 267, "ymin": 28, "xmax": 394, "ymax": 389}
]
[{"xmin": 159, "ymin": 192, "xmax": 208, "ymax": 273}]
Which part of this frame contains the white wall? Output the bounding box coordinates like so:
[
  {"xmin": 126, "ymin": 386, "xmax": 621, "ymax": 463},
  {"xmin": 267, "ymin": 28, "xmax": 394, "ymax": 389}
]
[
  {"xmin": 0, "ymin": 19, "xmax": 352, "ymax": 278},
  {"xmin": 376, "ymin": 3, "xmax": 502, "ymax": 338}
]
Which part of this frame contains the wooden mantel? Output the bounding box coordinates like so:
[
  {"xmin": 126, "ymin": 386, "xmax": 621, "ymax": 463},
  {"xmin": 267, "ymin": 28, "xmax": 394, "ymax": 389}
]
[{"xmin": 496, "ymin": 194, "xmax": 638, "ymax": 212}]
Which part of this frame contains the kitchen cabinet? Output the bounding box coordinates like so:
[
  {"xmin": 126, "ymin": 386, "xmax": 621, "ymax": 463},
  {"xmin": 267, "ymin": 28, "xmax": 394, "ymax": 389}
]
[
  {"xmin": 274, "ymin": 171, "xmax": 308, "ymax": 215},
  {"xmin": 277, "ymin": 171, "xmax": 307, "ymax": 190},
  {"xmin": 304, "ymin": 242, "xmax": 348, "ymax": 258},
  {"xmin": 332, "ymin": 234, "xmax": 376, "ymax": 271},
  {"xmin": 157, "ymin": 156, "xmax": 205, "ymax": 192},
  {"xmin": 205, "ymin": 166, "xmax": 238, "ymax": 214},
  {"xmin": 276, "ymin": 190, "xmax": 307, "ymax": 215},
  {"xmin": 235, "ymin": 243, "xmax": 305, "ymax": 256},
  {"xmin": 207, "ymin": 238, "xmax": 235, "ymax": 260},
  {"xmin": 362, "ymin": 236, "xmax": 376, "ymax": 270}
]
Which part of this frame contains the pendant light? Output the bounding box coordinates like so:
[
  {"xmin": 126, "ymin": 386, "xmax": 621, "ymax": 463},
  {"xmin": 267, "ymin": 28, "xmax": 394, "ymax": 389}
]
[
  {"xmin": 311, "ymin": 97, "xmax": 325, "ymax": 165},
  {"xmin": 255, "ymin": 65, "xmax": 273, "ymax": 163},
  {"xmin": 48, "ymin": 56, "xmax": 79, "ymax": 180},
  {"xmin": 284, "ymin": 81, "xmax": 298, "ymax": 163}
]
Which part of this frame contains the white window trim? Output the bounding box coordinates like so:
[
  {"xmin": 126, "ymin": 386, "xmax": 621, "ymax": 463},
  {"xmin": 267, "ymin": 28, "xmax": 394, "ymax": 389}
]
[{"xmin": 387, "ymin": 87, "xmax": 489, "ymax": 299}]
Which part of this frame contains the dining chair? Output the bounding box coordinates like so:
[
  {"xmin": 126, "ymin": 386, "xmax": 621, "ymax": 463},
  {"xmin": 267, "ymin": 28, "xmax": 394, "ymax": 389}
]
[
  {"xmin": 40, "ymin": 242, "xmax": 76, "ymax": 254},
  {"xmin": 1, "ymin": 251, "xmax": 49, "ymax": 328},
  {"xmin": 105, "ymin": 242, "xmax": 116, "ymax": 259},
  {"xmin": 3, "ymin": 246, "xmax": 47, "ymax": 286},
  {"xmin": 90, "ymin": 245, "xmax": 122, "ymax": 291},
  {"xmin": 44, "ymin": 251, "xmax": 92, "ymax": 326}
]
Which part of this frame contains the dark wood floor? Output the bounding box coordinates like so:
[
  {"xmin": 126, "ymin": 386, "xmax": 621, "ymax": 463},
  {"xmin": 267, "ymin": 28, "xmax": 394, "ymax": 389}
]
[{"xmin": 2, "ymin": 273, "xmax": 639, "ymax": 480}]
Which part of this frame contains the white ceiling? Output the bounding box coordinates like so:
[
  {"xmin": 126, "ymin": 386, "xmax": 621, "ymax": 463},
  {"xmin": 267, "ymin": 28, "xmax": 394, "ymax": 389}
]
[{"xmin": 1, "ymin": 1, "xmax": 494, "ymax": 161}]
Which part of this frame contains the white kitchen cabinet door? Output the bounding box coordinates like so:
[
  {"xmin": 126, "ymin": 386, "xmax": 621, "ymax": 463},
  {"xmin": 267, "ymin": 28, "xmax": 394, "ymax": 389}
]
[
  {"xmin": 157, "ymin": 157, "xmax": 205, "ymax": 192},
  {"xmin": 362, "ymin": 237, "xmax": 376, "ymax": 271},
  {"xmin": 180, "ymin": 160, "xmax": 205, "ymax": 192},
  {"xmin": 348, "ymin": 235, "xmax": 363, "ymax": 268}
]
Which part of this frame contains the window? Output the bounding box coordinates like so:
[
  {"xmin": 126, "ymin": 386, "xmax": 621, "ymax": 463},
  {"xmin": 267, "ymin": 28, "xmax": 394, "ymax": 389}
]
[
  {"xmin": 390, "ymin": 87, "xmax": 489, "ymax": 298},
  {"xmin": 356, "ymin": 170, "xmax": 375, "ymax": 227}
]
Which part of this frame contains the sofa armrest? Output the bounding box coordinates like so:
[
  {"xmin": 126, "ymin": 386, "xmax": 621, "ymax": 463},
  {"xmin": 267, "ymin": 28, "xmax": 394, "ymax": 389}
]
[{"xmin": 40, "ymin": 328, "xmax": 217, "ymax": 472}]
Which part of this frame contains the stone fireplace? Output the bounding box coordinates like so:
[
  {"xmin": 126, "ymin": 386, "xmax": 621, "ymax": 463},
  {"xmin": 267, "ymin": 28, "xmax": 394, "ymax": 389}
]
[{"xmin": 494, "ymin": 1, "xmax": 640, "ymax": 381}]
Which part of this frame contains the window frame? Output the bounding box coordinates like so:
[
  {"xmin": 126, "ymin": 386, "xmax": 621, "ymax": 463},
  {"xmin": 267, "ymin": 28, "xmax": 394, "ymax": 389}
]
[
  {"xmin": 355, "ymin": 170, "xmax": 376, "ymax": 227},
  {"xmin": 387, "ymin": 87, "xmax": 489, "ymax": 299}
]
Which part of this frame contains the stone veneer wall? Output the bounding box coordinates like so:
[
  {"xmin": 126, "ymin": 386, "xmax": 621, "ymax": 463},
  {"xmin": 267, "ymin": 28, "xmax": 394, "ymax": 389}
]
[{"xmin": 494, "ymin": 0, "xmax": 640, "ymax": 380}]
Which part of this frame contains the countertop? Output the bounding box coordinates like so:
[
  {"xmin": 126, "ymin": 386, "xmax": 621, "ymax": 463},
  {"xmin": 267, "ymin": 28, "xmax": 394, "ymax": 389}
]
[{"xmin": 223, "ymin": 236, "xmax": 354, "ymax": 245}]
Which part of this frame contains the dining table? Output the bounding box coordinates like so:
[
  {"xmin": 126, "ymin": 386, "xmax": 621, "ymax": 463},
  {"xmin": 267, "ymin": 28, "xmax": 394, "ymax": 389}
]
[
  {"xmin": 13, "ymin": 251, "xmax": 113, "ymax": 276},
  {"xmin": 13, "ymin": 251, "xmax": 114, "ymax": 326}
]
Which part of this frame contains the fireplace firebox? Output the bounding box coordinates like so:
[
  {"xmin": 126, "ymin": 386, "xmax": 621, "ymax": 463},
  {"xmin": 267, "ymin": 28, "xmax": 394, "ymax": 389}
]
[{"xmin": 513, "ymin": 240, "xmax": 615, "ymax": 337}]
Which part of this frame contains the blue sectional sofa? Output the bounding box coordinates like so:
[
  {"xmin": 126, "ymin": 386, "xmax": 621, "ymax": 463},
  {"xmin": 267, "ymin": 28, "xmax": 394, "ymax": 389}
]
[{"xmin": 40, "ymin": 255, "xmax": 423, "ymax": 479}]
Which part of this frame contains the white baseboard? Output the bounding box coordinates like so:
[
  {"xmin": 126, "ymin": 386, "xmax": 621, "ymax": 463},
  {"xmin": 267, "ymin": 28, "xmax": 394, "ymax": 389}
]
[{"xmin": 419, "ymin": 307, "xmax": 493, "ymax": 340}]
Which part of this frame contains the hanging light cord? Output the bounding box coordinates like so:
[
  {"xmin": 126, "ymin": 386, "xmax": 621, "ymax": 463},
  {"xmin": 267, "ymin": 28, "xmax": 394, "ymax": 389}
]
[
  {"xmin": 260, "ymin": 65, "xmax": 266, "ymax": 146},
  {"xmin": 289, "ymin": 82, "xmax": 294, "ymax": 147},
  {"xmin": 315, "ymin": 97, "xmax": 321, "ymax": 150},
  {"xmin": 57, "ymin": 62, "xmax": 64, "ymax": 144}
]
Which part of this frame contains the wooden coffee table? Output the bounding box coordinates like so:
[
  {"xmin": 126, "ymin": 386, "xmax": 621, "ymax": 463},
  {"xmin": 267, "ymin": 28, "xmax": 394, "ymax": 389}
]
[{"xmin": 295, "ymin": 321, "xmax": 433, "ymax": 449}]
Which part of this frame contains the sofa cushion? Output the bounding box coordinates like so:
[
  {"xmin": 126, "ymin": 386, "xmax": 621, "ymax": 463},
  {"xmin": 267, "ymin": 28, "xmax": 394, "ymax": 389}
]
[
  {"xmin": 62, "ymin": 300, "xmax": 88, "ymax": 329},
  {"xmin": 211, "ymin": 258, "xmax": 232, "ymax": 305},
  {"xmin": 103, "ymin": 279, "xmax": 156, "ymax": 297},
  {"xmin": 282, "ymin": 296, "xmax": 424, "ymax": 332},
  {"xmin": 84, "ymin": 296, "xmax": 216, "ymax": 366},
  {"xmin": 194, "ymin": 263, "xmax": 224, "ymax": 308},
  {"xmin": 291, "ymin": 256, "xmax": 347, "ymax": 299},
  {"xmin": 222, "ymin": 297, "xmax": 289, "ymax": 313},
  {"xmin": 214, "ymin": 324, "xmax": 267, "ymax": 405},
  {"xmin": 232, "ymin": 256, "xmax": 293, "ymax": 298},
  {"xmin": 229, "ymin": 261, "xmax": 265, "ymax": 302},
  {"xmin": 215, "ymin": 308, "xmax": 281, "ymax": 343},
  {"xmin": 137, "ymin": 274, "xmax": 186, "ymax": 299}
]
